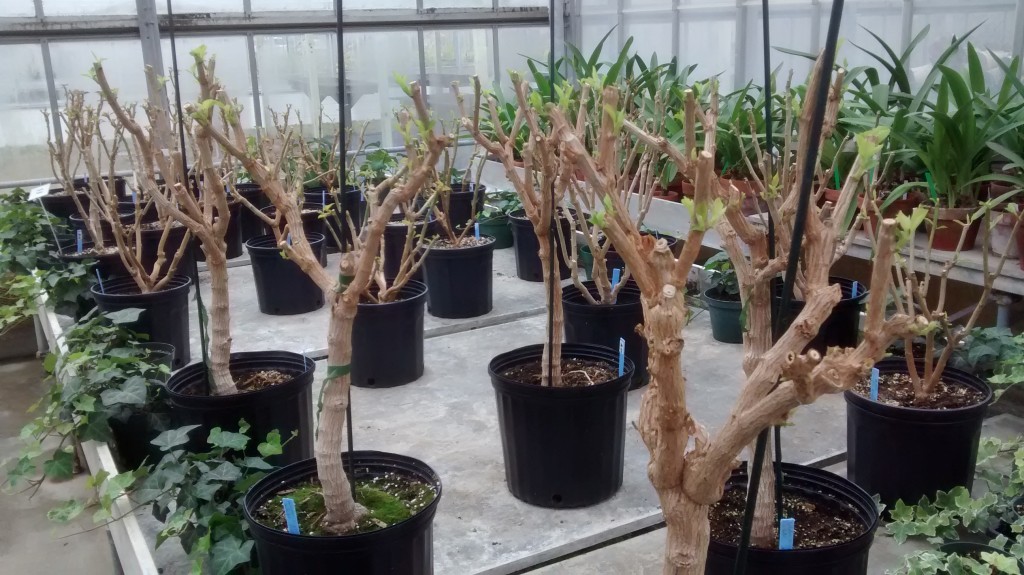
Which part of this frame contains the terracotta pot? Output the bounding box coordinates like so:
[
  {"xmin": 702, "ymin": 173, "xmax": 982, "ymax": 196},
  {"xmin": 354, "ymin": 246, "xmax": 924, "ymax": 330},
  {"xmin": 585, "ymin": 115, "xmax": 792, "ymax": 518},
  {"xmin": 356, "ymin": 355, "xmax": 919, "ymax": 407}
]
[
  {"xmin": 678, "ymin": 180, "xmax": 695, "ymax": 198},
  {"xmin": 720, "ymin": 177, "xmax": 764, "ymax": 215},
  {"xmin": 652, "ymin": 186, "xmax": 681, "ymax": 203},
  {"xmin": 929, "ymin": 207, "xmax": 981, "ymax": 252},
  {"xmin": 866, "ymin": 195, "xmax": 921, "ymax": 232}
]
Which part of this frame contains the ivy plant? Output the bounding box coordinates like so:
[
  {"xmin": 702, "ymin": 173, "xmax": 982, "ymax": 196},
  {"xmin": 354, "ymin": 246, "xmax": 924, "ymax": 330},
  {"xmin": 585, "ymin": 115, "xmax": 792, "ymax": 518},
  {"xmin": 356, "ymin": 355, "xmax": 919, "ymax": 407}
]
[
  {"xmin": 703, "ymin": 251, "xmax": 740, "ymax": 299},
  {"xmin": 479, "ymin": 189, "xmax": 522, "ymax": 220}
]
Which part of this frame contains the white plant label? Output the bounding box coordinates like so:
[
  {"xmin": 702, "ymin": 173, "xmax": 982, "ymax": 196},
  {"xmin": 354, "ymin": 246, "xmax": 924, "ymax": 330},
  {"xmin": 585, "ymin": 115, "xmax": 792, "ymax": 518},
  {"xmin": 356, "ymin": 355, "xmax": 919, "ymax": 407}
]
[{"xmin": 28, "ymin": 184, "xmax": 51, "ymax": 201}]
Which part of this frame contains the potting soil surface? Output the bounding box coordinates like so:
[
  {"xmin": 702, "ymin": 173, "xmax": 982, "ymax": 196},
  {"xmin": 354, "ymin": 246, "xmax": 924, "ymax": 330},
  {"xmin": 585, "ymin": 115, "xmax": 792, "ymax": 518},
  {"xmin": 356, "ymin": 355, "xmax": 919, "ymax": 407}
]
[
  {"xmin": 500, "ymin": 357, "xmax": 618, "ymax": 386},
  {"xmin": 709, "ymin": 488, "xmax": 864, "ymax": 549},
  {"xmin": 851, "ymin": 371, "xmax": 985, "ymax": 409}
]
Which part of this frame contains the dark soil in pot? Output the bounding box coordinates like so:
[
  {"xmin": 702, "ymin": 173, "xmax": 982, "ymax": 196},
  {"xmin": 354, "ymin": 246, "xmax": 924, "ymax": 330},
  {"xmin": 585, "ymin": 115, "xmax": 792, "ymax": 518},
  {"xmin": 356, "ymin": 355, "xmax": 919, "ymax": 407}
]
[
  {"xmin": 58, "ymin": 241, "xmax": 129, "ymax": 281},
  {"xmin": 562, "ymin": 280, "xmax": 648, "ymax": 388},
  {"xmin": 194, "ymin": 201, "xmax": 243, "ymax": 261},
  {"xmin": 39, "ymin": 190, "xmax": 89, "ymax": 221},
  {"xmin": 774, "ymin": 277, "xmax": 867, "ymax": 353},
  {"xmin": 243, "ymin": 452, "xmax": 442, "ymax": 575},
  {"xmin": 91, "ymin": 275, "xmax": 193, "ymax": 368},
  {"xmin": 247, "ymin": 233, "xmax": 327, "ymax": 315},
  {"xmin": 233, "ymin": 183, "xmax": 268, "ymax": 242},
  {"xmin": 352, "ymin": 281, "xmax": 428, "ymax": 388},
  {"xmin": 703, "ymin": 288, "xmax": 744, "ymax": 344},
  {"xmin": 509, "ymin": 209, "xmax": 572, "ymax": 282},
  {"xmin": 844, "ymin": 357, "xmax": 992, "ymax": 508},
  {"xmin": 488, "ymin": 343, "xmax": 633, "ymax": 507},
  {"xmin": 705, "ymin": 462, "xmax": 878, "ymax": 575},
  {"xmin": 422, "ymin": 236, "xmax": 495, "ymax": 319},
  {"xmin": 477, "ymin": 215, "xmax": 513, "ymax": 249},
  {"xmin": 165, "ymin": 351, "xmax": 315, "ymax": 466},
  {"xmin": 382, "ymin": 214, "xmax": 437, "ymax": 282}
]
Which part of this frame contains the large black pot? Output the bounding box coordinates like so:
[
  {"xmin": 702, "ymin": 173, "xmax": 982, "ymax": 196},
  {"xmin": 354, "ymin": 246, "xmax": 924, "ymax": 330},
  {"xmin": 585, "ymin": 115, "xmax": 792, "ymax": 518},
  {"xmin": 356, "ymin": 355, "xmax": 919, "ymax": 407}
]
[
  {"xmin": 39, "ymin": 190, "xmax": 89, "ymax": 221},
  {"xmin": 138, "ymin": 223, "xmax": 197, "ymax": 284},
  {"xmin": 445, "ymin": 182, "xmax": 486, "ymax": 230},
  {"xmin": 194, "ymin": 201, "xmax": 244, "ymax": 261},
  {"xmin": 705, "ymin": 463, "xmax": 878, "ymax": 575},
  {"xmin": 91, "ymin": 275, "xmax": 192, "ymax": 369},
  {"xmin": 261, "ymin": 203, "xmax": 327, "ymax": 239},
  {"xmin": 233, "ymin": 183, "xmax": 268, "ymax": 242},
  {"xmin": 489, "ymin": 343, "xmax": 633, "ymax": 508},
  {"xmin": 422, "ymin": 237, "xmax": 495, "ymax": 319},
  {"xmin": 165, "ymin": 351, "xmax": 315, "ymax": 466},
  {"xmin": 69, "ymin": 212, "xmax": 133, "ymax": 247},
  {"xmin": 509, "ymin": 209, "xmax": 573, "ymax": 282},
  {"xmin": 562, "ymin": 281, "xmax": 648, "ymax": 388},
  {"xmin": 353, "ymin": 281, "xmax": 428, "ymax": 388},
  {"xmin": 775, "ymin": 277, "xmax": 867, "ymax": 353},
  {"xmin": 382, "ymin": 214, "xmax": 436, "ymax": 282},
  {"xmin": 58, "ymin": 241, "xmax": 129, "ymax": 281},
  {"xmin": 304, "ymin": 185, "xmax": 365, "ymax": 251},
  {"xmin": 108, "ymin": 342, "xmax": 175, "ymax": 472},
  {"xmin": 244, "ymin": 452, "xmax": 442, "ymax": 575},
  {"xmin": 117, "ymin": 198, "xmax": 161, "ymax": 224},
  {"xmin": 844, "ymin": 358, "xmax": 992, "ymax": 508},
  {"xmin": 247, "ymin": 233, "xmax": 326, "ymax": 315}
]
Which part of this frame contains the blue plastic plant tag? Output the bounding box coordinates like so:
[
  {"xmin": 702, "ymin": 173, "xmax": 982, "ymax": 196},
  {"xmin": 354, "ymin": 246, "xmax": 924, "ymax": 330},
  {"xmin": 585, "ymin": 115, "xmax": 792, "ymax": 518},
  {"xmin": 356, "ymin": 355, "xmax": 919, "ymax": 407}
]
[
  {"xmin": 321, "ymin": 189, "xmax": 326, "ymax": 207},
  {"xmin": 611, "ymin": 268, "xmax": 621, "ymax": 287},
  {"xmin": 870, "ymin": 368, "xmax": 880, "ymax": 401},
  {"xmin": 282, "ymin": 497, "xmax": 300, "ymax": 534},
  {"xmin": 779, "ymin": 518, "xmax": 795, "ymax": 550},
  {"xmin": 851, "ymin": 281, "xmax": 859, "ymax": 298},
  {"xmin": 76, "ymin": 229, "xmax": 83, "ymax": 252},
  {"xmin": 95, "ymin": 270, "xmax": 105, "ymax": 294},
  {"xmin": 474, "ymin": 222, "xmax": 480, "ymax": 240},
  {"xmin": 618, "ymin": 337, "xmax": 625, "ymax": 377},
  {"xmin": 287, "ymin": 234, "xmax": 293, "ymax": 246}
]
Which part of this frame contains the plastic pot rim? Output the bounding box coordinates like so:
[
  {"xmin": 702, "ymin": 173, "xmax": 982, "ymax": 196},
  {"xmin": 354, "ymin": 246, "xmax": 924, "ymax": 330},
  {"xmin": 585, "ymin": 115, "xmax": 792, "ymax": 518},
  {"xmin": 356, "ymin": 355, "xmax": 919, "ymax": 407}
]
[
  {"xmin": 843, "ymin": 357, "xmax": 993, "ymax": 420},
  {"xmin": 488, "ymin": 342, "xmax": 635, "ymax": 399}
]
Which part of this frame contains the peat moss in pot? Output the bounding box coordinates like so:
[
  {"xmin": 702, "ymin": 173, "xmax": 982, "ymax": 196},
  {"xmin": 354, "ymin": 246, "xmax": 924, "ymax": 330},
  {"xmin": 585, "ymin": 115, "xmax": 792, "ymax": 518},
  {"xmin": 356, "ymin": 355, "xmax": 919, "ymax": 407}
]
[
  {"xmin": 91, "ymin": 275, "xmax": 192, "ymax": 369},
  {"xmin": 705, "ymin": 462, "xmax": 878, "ymax": 575},
  {"xmin": 509, "ymin": 209, "xmax": 572, "ymax": 282},
  {"xmin": 247, "ymin": 233, "xmax": 327, "ymax": 316},
  {"xmin": 352, "ymin": 281, "xmax": 428, "ymax": 388},
  {"xmin": 844, "ymin": 357, "xmax": 992, "ymax": 508},
  {"xmin": 165, "ymin": 351, "xmax": 315, "ymax": 466},
  {"xmin": 562, "ymin": 281, "xmax": 648, "ymax": 388},
  {"xmin": 422, "ymin": 236, "xmax": 495, "ymax": 319},
  {"xmin": 488, "ymin": 343, "xmax": 633, "ymax": 508},
  {"xmin": 243, "ymin": 452, "xmax": 442, "ymax": 575}
]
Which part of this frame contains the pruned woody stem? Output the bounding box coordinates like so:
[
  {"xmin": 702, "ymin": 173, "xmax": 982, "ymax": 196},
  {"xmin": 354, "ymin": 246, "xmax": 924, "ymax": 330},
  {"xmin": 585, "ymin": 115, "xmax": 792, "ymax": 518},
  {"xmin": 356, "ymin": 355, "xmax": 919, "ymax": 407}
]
[
  {"xmin": 551, "ymin": 53, "xmax": 916, "ymax": 575},
  {"xmin": 197, "ymin": 60, "xmax": 449, "ymax": 531}
]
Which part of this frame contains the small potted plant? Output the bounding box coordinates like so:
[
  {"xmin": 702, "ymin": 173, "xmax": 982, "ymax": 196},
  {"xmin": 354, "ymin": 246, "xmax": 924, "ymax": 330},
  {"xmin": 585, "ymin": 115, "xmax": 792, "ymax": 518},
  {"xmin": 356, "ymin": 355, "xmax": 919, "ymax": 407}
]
[
  {"xmin": 476, "ymin": 188, "xmax": 520, "ymax": 249},
  {"xmin": 701, "ymin": 251, "xmax": 743, "ymax": 344}
]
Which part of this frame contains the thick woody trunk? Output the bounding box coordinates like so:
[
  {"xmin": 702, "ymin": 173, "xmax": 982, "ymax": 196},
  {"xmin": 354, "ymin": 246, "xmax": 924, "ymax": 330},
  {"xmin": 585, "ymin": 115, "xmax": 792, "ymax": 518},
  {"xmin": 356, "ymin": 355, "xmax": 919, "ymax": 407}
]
[
  {"xmin": 315, "ymin": 293, "xmax": 362, "ymax": 533},
  {"xmin": 751, "ymin": 437, "xmax": 777, "ymax": 546},
  {"xmin": 205, "ymin": 249, "xmax": 237, "ymax": 395},
  {"xmin": 661, "ymin": 490, "xmax": 712, "ymax": 575},
  {"xmin": 536, "ymin": 224, "xmax": 563, "ymax": 387}
]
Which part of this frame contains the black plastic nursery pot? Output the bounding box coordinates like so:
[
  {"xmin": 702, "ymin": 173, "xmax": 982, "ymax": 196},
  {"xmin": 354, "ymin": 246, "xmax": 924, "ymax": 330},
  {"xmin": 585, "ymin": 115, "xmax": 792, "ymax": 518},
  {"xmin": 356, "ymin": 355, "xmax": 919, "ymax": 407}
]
[
  {"xmin": 703, "ymin": 288, "xmax": 744, "ymax": 344},
  {"xmin": 446, "ymin": 182, "xmax": 486, "ymax": 230},
  {"xmin": 243, "ymin": 452, "xmax": 442, "ymax": 575},
  {"xmin": 117, "ymin": 199, "xmax": 161, "ymax": 224},
  {"xmin": 138, "ymin": 223, "xmax": 197, "ymax": 284},
  {"xmin": 352, "ymin": 280, "xmax": 428, "ymax": 388},
  {"xmin": 477, "ymin": 215, "xmax": 513, "ymax": 249},
  {"xmin": 844, "ymin": 357, "xmax": 992, "ymax": 509},
  {"xmin": 382, "ymin": 214, "xmax": 437, "ymax": 283},
  {"xmin": 234, "ymin": 183, "xmax": 268, "ymax": 242},
  {"xmin": 604, "ymin": 232, "xmax": 678, "ymax": 277},
  {"xmin": 509, "ymin": 209, "xmax": 572, "ymax": 282},
  {"xmin": 69, "ymin": 212, "xmax": 133, "ymax": 246},
  {"xmin": 91, "ymin": 275, "xmax": 193, "ymax": 369},
  {"xmin": 304, "ymin": 185, "xmax": 365, "ymax": 251},
  {"xmin": 422, "ymin": 236, "xmax": 495, "ymax": 319},
  {"xmin": 194, "ymin": 201, "xmax": 243, "ymax": 261},
  {"xmin": 705, "ymin": 462, "xmax": 879, "ymax": 575},
  {"xmin": 937, "ymin": 542, "xmax": 1024, "ymax": 572},
  {"xmin": 775, "ymin": 277, "xmax": 866, "ymax": 353},
  {"xmin": 562, "ymin": 281, "xmax": 648, "ymax": 388},
  {"xmin": 165, "ymin": 351, "xmax": 315, "ymax": 466},
  {"xmin": 108, "ymin": 342, "xmax": 175, "ymax": 472},
  {"xmin": 261, "ymin": 203, "xmax": 328, "ymax": 239},
  {"xmin": 58, "ymin": 241, "xmax": 130, "ymax": 281},
  {"xmin": 247, "ymin": 233, "xmax": 327, "ymax": 315},
  {"xmin": 39, "ymin": 190, "xmax": 89, "ymax": 221},
  {"xmin": 488, "ymin": 343, "xmax": 633, "ymax": 508}
]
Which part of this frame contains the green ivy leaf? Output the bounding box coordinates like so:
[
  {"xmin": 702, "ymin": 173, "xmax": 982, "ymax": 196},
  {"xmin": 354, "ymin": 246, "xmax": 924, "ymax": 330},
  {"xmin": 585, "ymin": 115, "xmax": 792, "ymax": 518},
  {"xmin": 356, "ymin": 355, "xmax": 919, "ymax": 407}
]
[
  {"xmin": 206, "ymin": 461, "xmax": 242, "ymax": 482},
  {"xmin": 43, "ymin": 449, "xmax": 76, "ymax": 481},
  {"xmin": 152, "ymin": 425, "xmax": 201, "ymax": 451},
  {"xmin": 103, "ymin": 308, "xmax": 144, "ymax": 325},
  {"xmin": 257, "ymin": 430, "xmax": 283, "ymax": 458},
  {"xmin": 209, "ymin": 537, "xmax": 254, "ymax": 575},
  {"xmin": 47, "ymin": 499, "xmax": 85, "ymax": 523},
  {"xmin": 207, "ymin": 427, "xmax": 249, "ymax": 451},
  {"xmin": 99, "ymin": 376, "xmax": 148, "ymax": 407}
]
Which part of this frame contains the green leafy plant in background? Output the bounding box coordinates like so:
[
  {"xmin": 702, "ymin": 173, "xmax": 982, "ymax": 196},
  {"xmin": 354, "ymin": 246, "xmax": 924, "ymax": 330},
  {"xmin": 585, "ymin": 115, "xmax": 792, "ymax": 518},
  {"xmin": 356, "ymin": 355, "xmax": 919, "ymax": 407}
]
[
  {"xmin": 703, "ymin": 251, "xmax": 740, "ymax": 298},
  {"xmin": 358, "ymin": 147, "xmax": 399, "ymax": 185},
  {"xmin": 3, "ymin": 308, "xmax": 168, "ymax": 491},
  {"xmin": 714, "ymin": 82, "xmax": 778, "ymax": 180},
  {"xmin": 479, "ymin": 189, "xmax": 522, "ymax": 220},
  {"xmin": 948, "ymin": 327, "xmax": 1022, "ymax": 380}
]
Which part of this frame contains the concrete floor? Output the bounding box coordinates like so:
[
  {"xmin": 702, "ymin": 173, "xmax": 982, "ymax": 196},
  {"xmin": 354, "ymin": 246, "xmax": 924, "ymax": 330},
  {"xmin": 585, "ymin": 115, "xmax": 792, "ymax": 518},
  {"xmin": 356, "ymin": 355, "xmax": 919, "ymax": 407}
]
[{"xmin": 0, "ymin": 357, "xmax": 118, "ymax": 575}]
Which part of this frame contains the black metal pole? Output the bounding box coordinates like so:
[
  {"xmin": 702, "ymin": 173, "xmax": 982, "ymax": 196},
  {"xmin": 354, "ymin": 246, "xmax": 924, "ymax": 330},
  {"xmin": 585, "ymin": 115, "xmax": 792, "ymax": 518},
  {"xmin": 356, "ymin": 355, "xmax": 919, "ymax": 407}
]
[{"xmin": 733, "ymin": 1, "xmax": 846, "ymax": 572}]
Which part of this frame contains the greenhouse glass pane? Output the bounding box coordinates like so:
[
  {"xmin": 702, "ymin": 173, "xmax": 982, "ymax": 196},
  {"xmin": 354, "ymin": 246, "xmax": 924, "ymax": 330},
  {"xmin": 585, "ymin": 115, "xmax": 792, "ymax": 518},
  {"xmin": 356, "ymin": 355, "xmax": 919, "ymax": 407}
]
[
  {"xmin": 160, "ymin": 36, "xmax": 256, "ymax": 129},
  {"xmin": 156, "ymin": 0, "xmax": 243, "ymax": 13},
  {"xmin": 251, "ymin": 0, "xmax": 333, "ymax": 9},
  {"xmin": 41, "ymin": 0, "xmax": 137, "ymax": 15},
  {"xmin": 255, "ymin": 33, "xmax": 338, "ymax": 135},
  {"xmin": 680, "ymin": 13, "xmax": 735, "ymax": 87},
  {"xmin": 424, "ymin": 29, "xmax": 493, "ymax": 121},
  {"xmin": 497, "ymin": 25, "xmax": 549, "ymax": 85},
  {"xmin": 0, "ymin": 44, "xmax": 49, "ymax": 184},
  {"xmin": 423, "ymin": 0, "xmax": 489, "ymax": 7},
  {"xmin": 0, "ymin": 1, "xmax": 35, "ymax": 17}
]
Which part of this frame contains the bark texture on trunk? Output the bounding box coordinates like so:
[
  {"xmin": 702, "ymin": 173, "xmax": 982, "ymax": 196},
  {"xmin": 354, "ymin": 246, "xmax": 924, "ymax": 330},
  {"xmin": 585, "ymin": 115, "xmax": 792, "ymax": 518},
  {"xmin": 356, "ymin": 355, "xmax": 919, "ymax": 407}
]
[
  {"xmin": 205, "ymin": 248, "xmax": 237, "ymax": 396},
  {"xmin": 535, "ymin": 224, "xmax": 563, "ymax": 387}
]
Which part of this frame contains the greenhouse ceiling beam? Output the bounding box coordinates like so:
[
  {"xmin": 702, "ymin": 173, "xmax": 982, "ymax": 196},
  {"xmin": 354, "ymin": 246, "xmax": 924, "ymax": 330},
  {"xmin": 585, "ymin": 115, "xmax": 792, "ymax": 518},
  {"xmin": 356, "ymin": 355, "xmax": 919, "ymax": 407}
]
[{"xmin": 0, "ymin": 8, "xmax": 548, "ymax": 40}]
